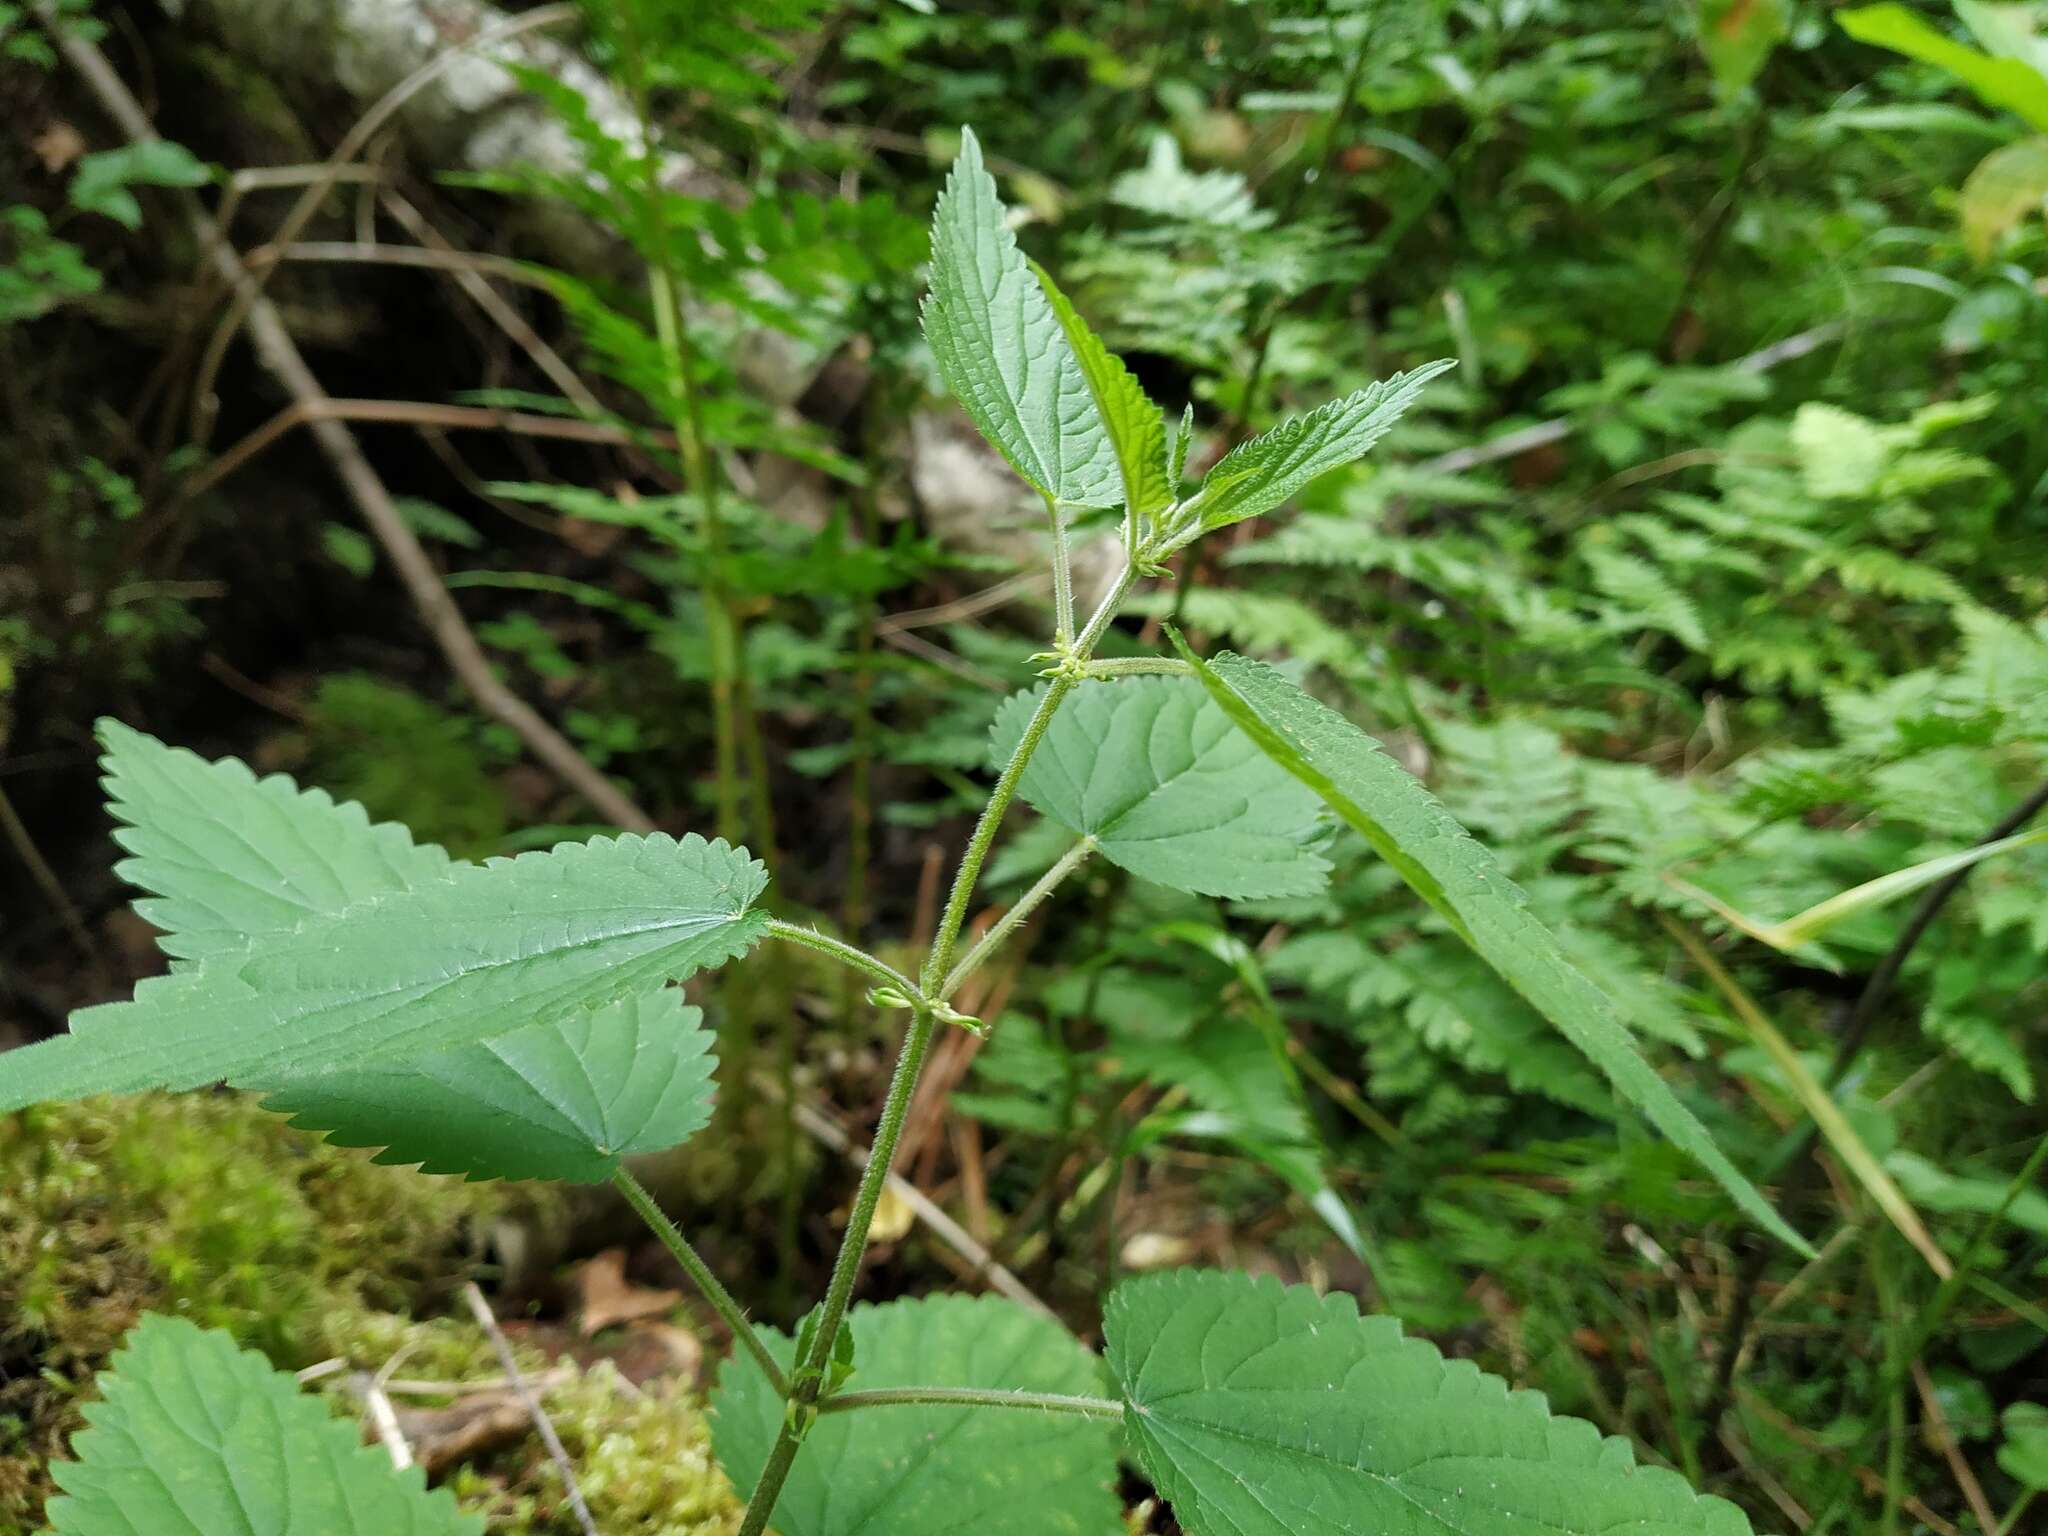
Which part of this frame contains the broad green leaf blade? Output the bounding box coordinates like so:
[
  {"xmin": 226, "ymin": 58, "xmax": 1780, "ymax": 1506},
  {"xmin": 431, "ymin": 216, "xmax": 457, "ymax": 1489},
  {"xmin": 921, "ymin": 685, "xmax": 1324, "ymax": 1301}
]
[
  {"xmin": 89, "ymin": 722, "xmax": 724, "ymax": 1182},
  {"xmin": 921, "ymin": 126, "xmax": 1120, "ymax": 507},
  {"xmin": 1169, "ymin": 360, "xmax": 1454, "ymax": 544},
  {"xmin": 48, "ymin": 1313, "xmax": 479, "ymax": 1536},
  {"xmin": 1840, "ymin": 4, "xmax": 2048, "ymax": 130},
  {"xmin": 1171, "ymin": 643, "xmax": 1811, "ymax": 1256},
  {"xmin": 0, "ymin": 833, "xmax": 769, "ymax": 1113},
  {"xmin": 1104, "ymin": 1270, "xmax": 1755, "ymax": 1536},
  {"xmin": 1960, "ymin": 136, "xmax": 2048, "ymax": 257},
  {"xmin": 1998, "ymin": 1402, "xmax": 2048, "ymax": 1490},
  {"xmin": 96, "ymin": 718, "xmax": 451, "ymax": 962},
  {"xmin": 712, "ymin": 1295, "xmax": 1121, "ymax": 1536},
  {"xmin": 990, "ymin": 678, "xmax": 1331, "ymax": 900},
  {"xmin": 67, "ymin": 141, "xmax": 212, "ymax": 230},
  {"xmin": 1032, "ymin": 262, "xmax": 1173, "ymax": 521},
  {"xmin": 1957, "ymin": 0, "xmax": 2048, "ymax": 71},
  {"xmin": 261, "ymin": 988, "xmax": 716, "ymax": 1182}
]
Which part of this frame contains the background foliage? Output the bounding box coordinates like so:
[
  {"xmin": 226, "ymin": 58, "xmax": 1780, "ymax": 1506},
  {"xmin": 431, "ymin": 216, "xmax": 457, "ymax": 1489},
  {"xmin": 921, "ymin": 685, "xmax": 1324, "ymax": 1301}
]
[{"xmin": 3, "ymin": 0, "xmax": 2046, "ymax": 1531}]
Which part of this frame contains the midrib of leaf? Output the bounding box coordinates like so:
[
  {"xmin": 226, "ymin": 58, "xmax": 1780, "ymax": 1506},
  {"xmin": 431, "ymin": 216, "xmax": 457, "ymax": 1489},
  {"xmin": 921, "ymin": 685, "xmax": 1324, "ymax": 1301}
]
[
  {"xmin": 831, "ymin": 1323, "xmax": 1044, "ymax": 1536},
  {"xmin": 1142, "ymin": 1414, "xmax": 1506, "ymax": 1536}
]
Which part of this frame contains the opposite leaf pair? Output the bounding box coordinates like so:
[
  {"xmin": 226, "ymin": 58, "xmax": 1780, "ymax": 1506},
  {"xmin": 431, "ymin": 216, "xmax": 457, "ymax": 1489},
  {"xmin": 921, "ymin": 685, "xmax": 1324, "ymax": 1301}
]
[
  {"xmin": 923, "ymin": 126, "xmax": 1452, "ymax": 567},
  {"xmin": 54, "ymin": 1273, "xmax": 1758, "ymax": 1536}
]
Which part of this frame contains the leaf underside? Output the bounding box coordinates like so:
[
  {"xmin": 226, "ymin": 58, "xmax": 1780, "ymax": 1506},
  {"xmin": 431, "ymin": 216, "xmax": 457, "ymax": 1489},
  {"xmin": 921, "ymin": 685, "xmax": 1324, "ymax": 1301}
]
[
  {"xmin": 1034, "ymin": 260, "xmax": 1173, "ymax": 518},
  {"xmin": 921, "ymin": 126, "xmax": 1120, "ymax": 507},
  {"xmin": 1185, "ymin": 360, "xmax": 1455, "ymax": 536},
  {"xmin": 990, "ymin": 678, "xmax": 1332, "ymax": 900},
  {"xmin": 1172, "ymin": 646, "xmax": 1809, "ymax": 1255},
  {"xmin": 1104, "ymin": 1270, "xmax": 1754, "ymax": 1536},
  {"xmin": 91, "ymin": 719, "xmax": 728, "ymax": 1181},
  {"xmin": 261, "ymin": 986, "xmax": 717, "ymax": 1182},
  {"xmin": 48, "ymin": 1314, "xmax": 480, "ymax": 1536},
  {"xmin": 97, "ymin": 717, "xmax": 451, "ymax": 963},
  {"xmin": 1, "ymin": 827, "xmax": 767, "ymax": 1116},
  {"xmin": 711, "ymin": 1294, "xmax": 1122, "ymax": 1536}
]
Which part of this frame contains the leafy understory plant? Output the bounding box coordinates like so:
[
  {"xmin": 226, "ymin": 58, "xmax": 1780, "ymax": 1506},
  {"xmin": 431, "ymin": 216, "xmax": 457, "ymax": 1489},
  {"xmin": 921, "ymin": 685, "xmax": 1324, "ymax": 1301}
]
[{"xmin": 12, "ymin": 127, "xmax": 1802, "ymax": 1536}]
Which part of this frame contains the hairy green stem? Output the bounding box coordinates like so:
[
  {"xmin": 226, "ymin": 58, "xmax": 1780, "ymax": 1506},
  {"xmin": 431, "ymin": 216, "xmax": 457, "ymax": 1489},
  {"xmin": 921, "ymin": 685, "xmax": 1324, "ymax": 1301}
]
[
  {"xmin": 740, "ymin": 557, "xmax": 1139, "ymax": 1536},
  {"xmin": 940, "ymin": 836, "xmax": 1094, "ymax": 1001},
  {"xmin": 618, "ymin": 7, "xmax": 751, "ymax": 850},
  {"xmin": 764, "ymin": 920, "xmax": 928, "ymax": 1006},
  {"xmin": 736, "ymin": 1010, "xmax": 938, "ymax": 1536},
  {"xmin": 920, "ymin": 564, "xmax": 1135, "ymax": 997},
  {"xmin": 611, "ymin": 1167, "xmax": 786, "ymax": 1395},
  {"xmin": 1044, "ymin": 493, "xmax": 1075, "ymax": 647},
  {"xmin": 1083, "ymin": 657, "xmax": 1191, "ymax": 678},
  {"xmin": 819, "ymin": 1385, "xmax": 1123, "ymax": 1420}
]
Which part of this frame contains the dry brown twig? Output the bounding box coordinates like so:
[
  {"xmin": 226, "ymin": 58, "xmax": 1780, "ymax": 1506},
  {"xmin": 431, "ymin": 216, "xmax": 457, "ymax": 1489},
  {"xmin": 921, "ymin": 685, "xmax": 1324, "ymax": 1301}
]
[
  {"xmin": 184, "ymin": 2, "xmax": 581, "ymax": 444},
  {"xmin": 461, "ymin": 1282, "xmax": 599, "ymax": 1536},
  {"xmin": 1911, "ymin": 1359, "xmax": 2000, "ymax": 1536},
  {"xmin": 40, "ymin": 7, "xmax": 657, "ymax": 832}
]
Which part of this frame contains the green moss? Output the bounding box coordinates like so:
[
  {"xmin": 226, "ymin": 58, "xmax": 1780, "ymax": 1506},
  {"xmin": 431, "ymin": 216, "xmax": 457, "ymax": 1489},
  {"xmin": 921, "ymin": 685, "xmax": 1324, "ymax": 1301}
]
[
  {"xmin": 0, "ymin": 1091, "xmax": 503, "ymax": 1526},
  {"xmin": 289, "ymin": 674, "xmax": 513, "ymax": 857},
  {"xmin": 447, "ymin": 1363, "xmax": 742, "ymax": 1535},
  {"xmin": 312, "ymin": 1306, "xmax": 741, "ymax": 1531}
]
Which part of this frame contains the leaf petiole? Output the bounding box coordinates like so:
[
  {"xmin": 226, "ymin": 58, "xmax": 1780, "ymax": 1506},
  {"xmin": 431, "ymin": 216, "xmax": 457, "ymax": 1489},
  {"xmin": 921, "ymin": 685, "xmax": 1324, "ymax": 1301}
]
[
  {"xmin": 818, "ymin": 1385, "xmax": 1123, "ymax": 1420},
  {"xmin": 611, "ymin": 1167, "xmax": 788, "ymax": 1396},
  {"xmin": 940, "ymin": 836, "xmax": 1095, "ymax": 1001},
  {"xmin": 764, "ymin": 920, "xmax": 931, "ymax": 1010}
]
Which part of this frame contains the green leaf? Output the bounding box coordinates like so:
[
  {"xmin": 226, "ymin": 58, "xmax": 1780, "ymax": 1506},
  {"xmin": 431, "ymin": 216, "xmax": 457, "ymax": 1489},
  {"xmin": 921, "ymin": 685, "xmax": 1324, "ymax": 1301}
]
[
  {"xmin": 1886, "ymin": 1149, "xmax": 2048, "ymax": 1237},
  {"xmin": 1103, "ymin": 1270, "xmax": 1755, "ymax": 1536},
  {"xmin": 712, "ymin": 1295, "xmax": 1121, "ymax": 1536},
  {"xmin": 1032, "ymin": 261, "xmax": 1173, "ymax": 524},
  {"xmin": 1956, "ymin": 0, "xmax": 2048, "ymax": 73},
  {"xmin": 96, "ymin": 721, "xmax": 720, "ymax": 1181},
  {"xmin": 0, "ymin": 832, "xmax": 769, "ymax": 1113},
  {"xmin": 1168, "ymin": 643, "xmax": 1811, "ymax": 1256},
  {"xmin": 1700, "ymin": 0, "xmax": 1790, "ymax": 95},
  {"xmin": 1790, "ymin": 401, "xmax": 1888, "ymax": 499},
  {"xmin": 261, "ymin": 987, "xmax": 716, "ymax": 1182},
  {"xmin": 921, "ymin": 126, "xmax": 1120, "ymax": 507},
  {"xmin": 1998, "ymin": 1401, "xmax": 2048, "ymax": 1489},
  {"xmin": 68, "ymin": 140, "xmax": 212, "ymax": 230},
  {"xmin": 47, "ymin": 1313, "xmax": 479, "ymax": 1536},
  {"xmin": 96, "ymin": 718, "xmax": 450, "ymax": 964},
  {"xmin": 1960, "ymin": 136, "xmax": 2048, "ymax": 256},
  {"xmin": 1166, "ymin": 361, "xmax": 1453, "ymax": 548},
  {"xmin": 1840, "ymin": 4, "xmax": 2048, "ymax": 131},
  {"xmin": 990, "ymin": 678, "xmax": 1331, "ymax": 900},
  {"xmin": 1675, "ymin": 825, "xmax": 2048, "ymax": 953}
]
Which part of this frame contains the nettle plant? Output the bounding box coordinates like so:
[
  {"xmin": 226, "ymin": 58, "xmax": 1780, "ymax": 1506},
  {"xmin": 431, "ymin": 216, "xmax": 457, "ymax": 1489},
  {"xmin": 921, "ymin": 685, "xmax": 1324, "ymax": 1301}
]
[{"xmin": 13, "ymin": 131, "xmax": 1805, "ymax": 1536}]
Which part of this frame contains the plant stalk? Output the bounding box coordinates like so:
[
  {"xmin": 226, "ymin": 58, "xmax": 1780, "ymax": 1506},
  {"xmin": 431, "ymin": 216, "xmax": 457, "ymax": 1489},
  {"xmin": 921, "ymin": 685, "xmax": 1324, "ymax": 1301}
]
[
  {"xmin": 819, "ymin": 1385, "xmax": 1122, "ymax": 1420},
  {"xmin": 1043, "ymin": 493, "xmax": 1075, "ymax": 647},
  {"xmin": 939, "ymin": 836, "xmax": 1094, "ymax": 1001},
  {"xmin": 611, "ymin": 1167, "xmax": 787, "ymax": 1395},
  {"xmin": 735, "ymin": 1009, "xmax": 937, "ymax": 1536},
  {"xmin": 764, "ymin": 920, "xmax": 929, "ymax": 1005},
  {"xmin": 740, "ymin": 556, "xmax": 1138, "ymax": 1536},
  {"xmin": 920, "ymin": 564, "xmax": 1135, "ymax": 997}
]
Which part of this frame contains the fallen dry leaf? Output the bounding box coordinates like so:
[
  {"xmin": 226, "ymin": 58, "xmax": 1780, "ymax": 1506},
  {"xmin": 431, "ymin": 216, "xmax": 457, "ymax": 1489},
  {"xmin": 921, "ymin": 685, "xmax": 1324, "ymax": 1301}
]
[
  {"xmin": 865, "ymin": 1185, "xmax": 916, "ymax": 1245},
  {"xmin": 32, "ymin": 122, "xmax": 86, "ymax": 175},
  {"xmin": 576, "ymin": 1247, "xmax": 682, "ymax": 1337},
  {"xmin": 392, "ymin": 1393, "xmax": 531, "ymax": 1474}
]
